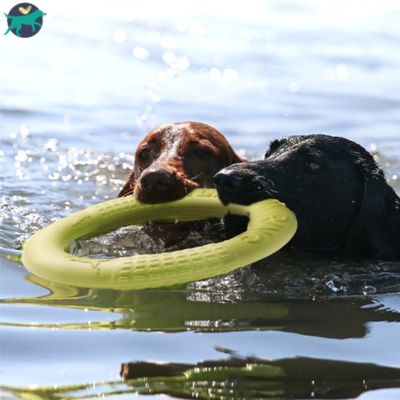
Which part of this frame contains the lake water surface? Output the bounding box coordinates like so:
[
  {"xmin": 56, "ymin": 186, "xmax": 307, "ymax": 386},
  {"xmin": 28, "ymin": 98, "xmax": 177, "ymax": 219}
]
[{"xmin": 1, "ymin": 1, "xmax": 400, "ymax": 398}]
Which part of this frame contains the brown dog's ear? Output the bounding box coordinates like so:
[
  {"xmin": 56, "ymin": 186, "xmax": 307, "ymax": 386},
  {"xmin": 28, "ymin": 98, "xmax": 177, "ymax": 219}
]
[
  {"xmin": 118, "ymin": 170, "xmax": 136, "ymax": 197},
  {"xmin": 347, "ymin": 156, "xmax": 400, "ymax": 259}
]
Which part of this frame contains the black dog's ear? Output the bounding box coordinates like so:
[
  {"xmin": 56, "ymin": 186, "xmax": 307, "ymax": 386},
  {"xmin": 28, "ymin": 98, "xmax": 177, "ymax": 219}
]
[
  {"xmin": 347, "ymin": 155, "xmax": 400, "ymax": 259},
  {"xmin": 264, "ymin": 139, "xmax": 282, "ymax": 158},
  {"xmin": 118, "ymin": 170, "xmax": 136, "ymax": 197}
]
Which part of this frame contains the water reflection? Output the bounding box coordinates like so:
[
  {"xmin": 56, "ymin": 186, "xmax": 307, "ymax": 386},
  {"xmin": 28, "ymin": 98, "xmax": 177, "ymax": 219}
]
[
  {"xmin": 120, "ymin": 355, "xmax": 400, "ymax": 399},
  {"xmin": 3, "ymin": 272, "xmax": 399, "ymax": 339},
  {"xmin": 1, "ymin": 355, "xmax": 399, "ymax": 399}
]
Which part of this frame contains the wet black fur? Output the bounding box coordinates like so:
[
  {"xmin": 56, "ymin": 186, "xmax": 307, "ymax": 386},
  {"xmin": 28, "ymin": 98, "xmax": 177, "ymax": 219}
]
[{"xmin": 214, "ymin": 134, "xmax": 400, "ymax": 259}]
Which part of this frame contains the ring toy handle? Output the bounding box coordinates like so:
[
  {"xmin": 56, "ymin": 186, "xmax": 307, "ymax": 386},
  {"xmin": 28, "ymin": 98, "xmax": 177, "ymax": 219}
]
[{"xmin": 21, "ymin": 189, "xmax": 297, "ymax": 290}]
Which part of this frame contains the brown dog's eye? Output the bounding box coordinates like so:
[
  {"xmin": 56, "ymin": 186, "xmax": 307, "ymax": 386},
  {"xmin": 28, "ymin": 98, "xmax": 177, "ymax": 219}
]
[
  {"xmin": 138, "ymin": 149, "xmax": 151, "ymax": 161},
  {"xmin": 192, "ymin": 148, "xmax": 211, "ymax": 157}
]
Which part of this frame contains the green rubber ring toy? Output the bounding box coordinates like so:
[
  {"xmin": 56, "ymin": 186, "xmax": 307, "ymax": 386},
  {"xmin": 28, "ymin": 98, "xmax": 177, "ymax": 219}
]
[{"xmin": 21, "ymin": 189, "xmax": 297, "ymax": 290}]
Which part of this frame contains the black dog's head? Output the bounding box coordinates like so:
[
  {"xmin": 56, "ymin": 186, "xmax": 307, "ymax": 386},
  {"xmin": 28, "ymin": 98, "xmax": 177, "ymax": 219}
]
[{"xmin": 214, "ymin": 134, "xmax": 400, "ymax": 259}]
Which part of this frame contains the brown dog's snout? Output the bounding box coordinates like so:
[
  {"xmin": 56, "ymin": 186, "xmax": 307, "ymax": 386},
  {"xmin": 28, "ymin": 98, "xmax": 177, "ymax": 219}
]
[
  {"xmin": 141, "ymin": 169, "xmax": 176, "ymax": 192},
  {"xmin": 135, "ymin": 167, "xmax": 189, "ymax": 203}
]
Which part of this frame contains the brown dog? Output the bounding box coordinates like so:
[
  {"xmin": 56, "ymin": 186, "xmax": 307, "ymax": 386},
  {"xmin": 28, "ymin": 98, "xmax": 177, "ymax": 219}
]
[{"xmin": 118, "ymin": 121, "xmax": 243, "ymax": 202}]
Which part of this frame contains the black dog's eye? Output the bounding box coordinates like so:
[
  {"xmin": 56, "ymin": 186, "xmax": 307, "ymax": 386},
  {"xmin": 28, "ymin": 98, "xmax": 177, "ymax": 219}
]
[
  {"xmin": 138, "ymin": 149, "xmax": 151, "ymax": 161},
  {"xmin": 307, "ymin": 161, "xmax": 320, "ymax": 171}
]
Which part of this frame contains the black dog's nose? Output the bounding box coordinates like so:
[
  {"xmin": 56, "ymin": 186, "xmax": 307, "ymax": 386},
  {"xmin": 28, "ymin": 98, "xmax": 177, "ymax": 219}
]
[{"xmin": 214, "ymin": 170, "xmax": 243, "ymax": 192}]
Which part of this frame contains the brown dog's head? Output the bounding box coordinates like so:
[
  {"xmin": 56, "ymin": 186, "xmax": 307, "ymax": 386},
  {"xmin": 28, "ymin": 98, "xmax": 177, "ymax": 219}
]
[{"xmin": 118, "ymin": 121, "xmax": 243, "ymax": 203}]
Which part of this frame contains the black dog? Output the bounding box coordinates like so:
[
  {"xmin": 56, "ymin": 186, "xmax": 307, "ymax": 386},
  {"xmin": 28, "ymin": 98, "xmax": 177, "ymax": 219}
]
[{"xmin": 214, "ymin": 134, "xmax": 400, "ymax": 259}]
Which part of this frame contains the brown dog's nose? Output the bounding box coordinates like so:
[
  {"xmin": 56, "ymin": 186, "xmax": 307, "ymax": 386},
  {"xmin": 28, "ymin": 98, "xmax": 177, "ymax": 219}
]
[{"xmin": 140, "ymin": 169, "xmax": 175, "ymax": 192}]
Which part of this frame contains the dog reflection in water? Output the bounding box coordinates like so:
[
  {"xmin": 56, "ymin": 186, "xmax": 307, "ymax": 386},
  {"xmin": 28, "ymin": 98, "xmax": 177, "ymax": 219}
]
[{"xmin": 120, "ymin": 352, "xmax": 400, "ymax": 399}]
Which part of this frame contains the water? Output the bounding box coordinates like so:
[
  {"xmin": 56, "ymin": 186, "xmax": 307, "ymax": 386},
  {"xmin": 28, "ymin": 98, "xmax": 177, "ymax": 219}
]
[{"xmin": 1, "ymin": 0, "xmax": 400, "ymax": 398}]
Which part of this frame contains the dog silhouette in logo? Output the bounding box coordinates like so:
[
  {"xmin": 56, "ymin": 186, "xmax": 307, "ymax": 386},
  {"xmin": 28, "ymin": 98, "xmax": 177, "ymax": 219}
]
[{"xmin": 4, "ymin": 8, "xmax": 46, "ymax": 36}]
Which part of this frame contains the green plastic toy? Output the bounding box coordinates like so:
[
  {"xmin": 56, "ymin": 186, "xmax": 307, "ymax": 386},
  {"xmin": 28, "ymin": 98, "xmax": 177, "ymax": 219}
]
[{"xmin": 21, "ymin": 189, "xmax": 297, "ymax": 290}]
